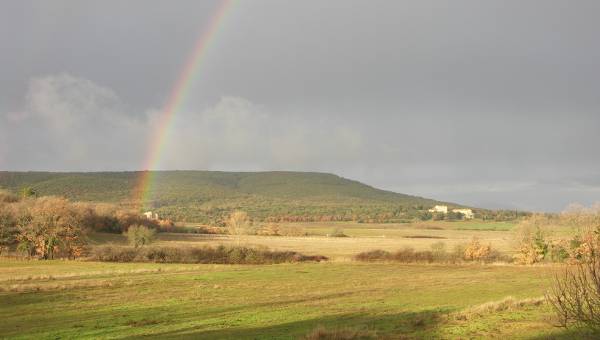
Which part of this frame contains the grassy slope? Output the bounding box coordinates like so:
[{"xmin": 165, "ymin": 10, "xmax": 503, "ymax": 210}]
[
  {"xmin": 0, "ymin": 171, "xmax": 450, "ymax": 222},
  {"xmin": 0, "ymin": 259, "xmax": 585, "ymax": 339}
]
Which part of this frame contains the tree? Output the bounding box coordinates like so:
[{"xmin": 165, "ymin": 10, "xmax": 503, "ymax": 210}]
[
  {"xmin": 15, "ymin": 196, "xmax": 86, "ymax": 259},
  {"xmin": 0, "ymin": 204, "xmax": 18, "ymax": 254},
  {"xmin": 226, "ymin": 211, "xmax": 254, "ymax": 243},
  {"xmin": 125, "ymin": 225, "xmax": 155, "ymax": 248}
]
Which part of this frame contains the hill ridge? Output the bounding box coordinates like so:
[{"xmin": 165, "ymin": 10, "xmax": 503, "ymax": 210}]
[{"xmin": 0, "ymin": 170, "xmax": 457, "ymax": 223}]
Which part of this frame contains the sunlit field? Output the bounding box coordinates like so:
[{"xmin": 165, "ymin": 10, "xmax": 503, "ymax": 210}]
[
  {"xmin": 1, "ymin": 220, "xmax": 592, "ymax": 339},
  {"xmin": 4, "ymin": 0, "xmax": 599, "ymax": 338},
  {"xmin": 167, "ymin": 220, "xmax": 519, "ymax": 260},
  {"xmin": 0, "ymin": 258, "xmax": 580, "ymax": 339}
]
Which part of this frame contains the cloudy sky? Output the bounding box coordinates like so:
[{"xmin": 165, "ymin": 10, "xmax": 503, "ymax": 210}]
[{"xmin": 1, "ymin": 0, "xmax": 599, "ymax": 211}]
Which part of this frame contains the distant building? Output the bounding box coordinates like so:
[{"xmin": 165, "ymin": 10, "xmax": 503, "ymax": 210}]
[
  {"xmin": 143, "ymin": 211, "xmax": 159, "ymax": 220},
  {"xmin": 452, "ymin": 208, "xmax": 474, "ymax": 219},
  {"xmin": 428, "ymin": 205, "xmax": 448, "ymax": 214}
]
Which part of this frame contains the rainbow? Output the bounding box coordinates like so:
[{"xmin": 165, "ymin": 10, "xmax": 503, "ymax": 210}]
[{"xmin": 133, "ymin": 0, "xmax": 234, "ymax": 209}]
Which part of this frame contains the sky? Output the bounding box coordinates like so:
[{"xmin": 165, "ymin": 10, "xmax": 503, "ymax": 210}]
[{"xmin": 1, "ymin": 0, "xmax": 599, "ymax": 212}]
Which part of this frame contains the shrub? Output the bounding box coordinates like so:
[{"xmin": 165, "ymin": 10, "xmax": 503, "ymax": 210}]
[
  {"xmin": 392, "ymin": 248, "xmax": 434, "ymax": 263},
  {"xmin": 547, "ymin": 257, "xmax": 600, "ymax": 331},
  {"xmin": 88, "ymin": 245, "xmax": 328, "ymax": 264},
  {"xmin": 330, "ymin": 228, "xmax": 348, "ymax": 237},
  {"xmin": 547, "ymin": 224, "xmax": 600, "ymax": 331},
  {"xmin": 463, "ymin": 238, "xmax": 492, "ymax": 261},
  {"xmin": 354, "ymin": 249, "xmax": 391, "ymax": 262},
  {"xmin": 354, "ymin": 248, "xmax": 439, "ymax": 263},
  {"xmin": 125, "ymin": 225, "xmax": 156, "ymax": 248},
  {"xmin": 355, "ymin": 243, "xmax": 507, "ymax": 264},
  {"xmin": 90, "ymin": 245, "xmax": 138, "ymax": 262}
]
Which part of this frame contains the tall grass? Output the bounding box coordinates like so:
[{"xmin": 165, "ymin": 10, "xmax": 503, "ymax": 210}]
[{"xmin": 455, "ymin": 296, "xmax": 545, "ymax": 320}]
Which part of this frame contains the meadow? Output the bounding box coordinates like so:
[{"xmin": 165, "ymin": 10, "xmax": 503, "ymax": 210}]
[
  {"xmin": 1, "ymin": 220, "xmax": 591, "ymax": 339},
  {"xmin": 0, "ymin": 258, "xmax": 578, "ymax": 339}
]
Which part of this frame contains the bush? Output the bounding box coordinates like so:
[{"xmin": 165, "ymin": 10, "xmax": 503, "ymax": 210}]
[
  {"xmin": 463, "ymin": 238, "xmax": 492, "ymax": 261},
  {"xmin": 90, "ymin": 245, "xmax": 138, "ymax": 262},
  {"xmin": 546, "ymin": 223, "xmax": 600, "ymax": 331},
  {"xmin": 125, "ymin": 225, "xmax": 156, "ymax": 248},
  {"xmin": 88, "ymin": 245, "xmax": 328, "ymax": 264},
  {"xmin": 354, "ymin": 249, "xmax": 391, "ymax": 262},
  {"xmin": 355, "ymin": 242, "xmax": 508, "ymax": 264},
  {"xmin": 547, "ymin": 256, "xmax": 600, "ymax": 331},
  {"xmin": 330, "ymin": 228, "xmax": 348, "ymax": 237},
  {"xmin": 354, "ymin": 248, "xmax": 440, "ymax": 263}
]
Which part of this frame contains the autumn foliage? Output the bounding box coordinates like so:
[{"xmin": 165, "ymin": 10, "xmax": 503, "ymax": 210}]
[{"xmin": 0, "ymin": 190, "xmax": 158, "ymax": 259}]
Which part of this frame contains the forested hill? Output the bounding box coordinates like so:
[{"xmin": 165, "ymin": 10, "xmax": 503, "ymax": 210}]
[{"xmin": 0, "ymin": 171, "xmax": 455, "ymax": 223}]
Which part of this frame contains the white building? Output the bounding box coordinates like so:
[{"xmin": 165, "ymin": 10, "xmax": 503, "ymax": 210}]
[
  {"xmin": 452, "ymin": 208, "xmax": 474, "ymax": 219},
  {"xmin": 428, "ymin": 205, "xmax": 448, "ymax": 214},
  {"xmin": 143, "ymin": 211, "xmax": 159, "ymax": 220}
]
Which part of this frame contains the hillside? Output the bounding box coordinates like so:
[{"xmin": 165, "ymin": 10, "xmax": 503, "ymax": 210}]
[{"xmin": 0, "ymin": 171, "xmax": 455, "ymax": 223}]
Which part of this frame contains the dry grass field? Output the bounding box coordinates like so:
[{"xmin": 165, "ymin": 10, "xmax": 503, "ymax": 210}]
[{"xmin": 157, "ymin": 220, "xmax": 520, "ymax": 261}]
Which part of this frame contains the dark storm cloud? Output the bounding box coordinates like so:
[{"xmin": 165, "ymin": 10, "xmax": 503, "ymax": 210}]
[{"xmin": 1, "ymin": 0, "xmax": 599, "ymax": 211}]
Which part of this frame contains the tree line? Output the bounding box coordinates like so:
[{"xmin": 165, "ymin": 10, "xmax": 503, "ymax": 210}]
[{"xmin": 0, "ymin": 189, "xmax": 164, "ymax": 259}]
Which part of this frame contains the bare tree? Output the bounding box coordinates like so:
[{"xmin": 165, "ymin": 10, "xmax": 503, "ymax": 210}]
[
  {"xmin": 547, "ymin": 223, "xmax": 600, "ymax": 332},
  {"xmin": 226, "ymin": 211, "xmax": 254, "ymax": 244}
]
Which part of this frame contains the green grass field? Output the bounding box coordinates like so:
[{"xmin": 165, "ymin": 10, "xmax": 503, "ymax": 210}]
[
  {"xmin": 0, "ymin": 259, "xmax": 585, "ymax": 339},
  {"xmin": 1, "ymin": 220, "xmax": 590, "ymax": 339}
]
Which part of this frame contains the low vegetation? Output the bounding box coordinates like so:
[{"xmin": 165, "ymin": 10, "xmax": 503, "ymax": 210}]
[
  {"xmin": 455, "ymin": 296, "xmax": 545, "ymax": 321},
  {"xmin": 329, "ymin": 228, "xmax": 348, "ymax": 237},
  {"xmin": 0, "ymin": 259, "xmax": 575, "ymax": 339},
  {"xmin": 546, "ymin": 207, "xmax": 600, "ymax": 332},
  {"xmin": 90, "ymin": 244, "xmax": 327, "ymax": 264},
  {"xmin": 513, "ymin": 204, "xmax": 600, "ymax": 264},
  {"xmin": 355, "ymin": 239, "xmax": 509, "ymax": 263}
]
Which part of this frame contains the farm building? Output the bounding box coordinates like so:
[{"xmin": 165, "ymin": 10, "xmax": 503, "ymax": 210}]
[
  {"xmin": 428, "ymin": 205, "xmax": 448, "ymax": 214},
  {"xmin": 143, "ymin": 211, "xmax": 159, "ymax": 220}
]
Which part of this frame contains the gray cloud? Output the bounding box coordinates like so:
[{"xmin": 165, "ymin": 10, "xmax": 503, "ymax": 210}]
[
  {"xmin": 1, "ymin": 0, "xmax": 600, "ymax": 211},
  {"xmin": 1, "ymin": 74, "xmax": 147, "ymax": 170}
]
